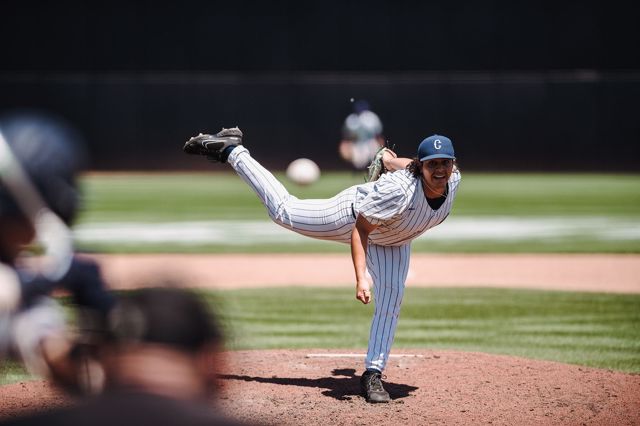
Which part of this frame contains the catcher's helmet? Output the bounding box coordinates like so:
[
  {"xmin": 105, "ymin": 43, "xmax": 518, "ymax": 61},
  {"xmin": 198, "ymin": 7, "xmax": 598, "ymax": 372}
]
[{"xmin": 0, "ymin": 112, "xmax": 86, "ymax": 224}]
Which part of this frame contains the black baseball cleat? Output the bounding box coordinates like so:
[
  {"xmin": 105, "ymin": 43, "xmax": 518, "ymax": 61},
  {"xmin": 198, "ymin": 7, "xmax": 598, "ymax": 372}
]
[
  {"xmin": 360, "ymin": 369, "xmax": 391, "ymax": 403},
  {"xmin": 183, "ymin": 127, "xmax": 243, "ymax": 162}
]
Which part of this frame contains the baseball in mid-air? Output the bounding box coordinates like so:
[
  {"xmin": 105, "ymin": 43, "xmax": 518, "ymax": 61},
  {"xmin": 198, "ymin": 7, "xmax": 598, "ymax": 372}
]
[{"xmin": 286, "ymin": 158, "xmax": 320, "ymax": 185}]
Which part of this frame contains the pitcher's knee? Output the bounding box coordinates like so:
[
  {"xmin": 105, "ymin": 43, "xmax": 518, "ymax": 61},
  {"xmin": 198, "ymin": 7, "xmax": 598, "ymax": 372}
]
[{"xmin": 267, "ymin": 203, "xmax": 293, "ymax": 228}]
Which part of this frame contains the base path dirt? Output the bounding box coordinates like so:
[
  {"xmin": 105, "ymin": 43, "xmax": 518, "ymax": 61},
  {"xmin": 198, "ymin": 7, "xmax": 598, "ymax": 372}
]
[
  {"xmin": 85, "ymin": 253, "xmax": 640, "ymax": 293},
  {"xmin": 2, "ymin": 349, "xmax": 639, "ymax": 425}
]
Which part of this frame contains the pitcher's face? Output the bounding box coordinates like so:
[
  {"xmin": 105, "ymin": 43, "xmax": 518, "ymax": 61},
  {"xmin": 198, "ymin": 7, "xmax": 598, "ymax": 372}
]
[{"xmin": 421, "ymin": 158, "xmax": 453, "ymax": 196}]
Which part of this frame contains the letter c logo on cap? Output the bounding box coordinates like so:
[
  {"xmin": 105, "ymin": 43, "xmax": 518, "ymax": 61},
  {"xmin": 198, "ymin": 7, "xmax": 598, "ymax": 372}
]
[{"xmin": 434, "ymin": 139, "xmax": 442, "ymax": 149}]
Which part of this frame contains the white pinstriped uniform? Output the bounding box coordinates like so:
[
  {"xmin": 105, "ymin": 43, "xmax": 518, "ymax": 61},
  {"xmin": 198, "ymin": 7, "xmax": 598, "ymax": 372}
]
[{"xmin": 228, "ymin": 146, "xmax": 461, "ymax": 372}]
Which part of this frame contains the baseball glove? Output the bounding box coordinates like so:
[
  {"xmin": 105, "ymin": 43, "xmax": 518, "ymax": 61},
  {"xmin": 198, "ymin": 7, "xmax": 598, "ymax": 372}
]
[{"xmin": 366, "ymin": 147, "xmax": 390, "ymax": 182}]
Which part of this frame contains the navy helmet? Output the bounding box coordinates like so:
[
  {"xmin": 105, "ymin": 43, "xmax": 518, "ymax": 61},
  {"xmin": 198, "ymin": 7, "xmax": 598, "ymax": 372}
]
[{"xmin": 0, "ymin": 112, "xmax": 86, "ymax": 224}]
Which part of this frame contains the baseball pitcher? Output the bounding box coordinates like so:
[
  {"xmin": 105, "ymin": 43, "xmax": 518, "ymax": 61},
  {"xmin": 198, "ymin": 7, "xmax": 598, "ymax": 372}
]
[{"xmin": 183, "ymin": 127, "xmax": 460, "ymax": 403}]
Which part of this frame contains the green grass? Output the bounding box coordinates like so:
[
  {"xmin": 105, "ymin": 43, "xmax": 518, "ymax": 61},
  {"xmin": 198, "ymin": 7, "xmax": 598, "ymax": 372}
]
[
  {"xmin": 207, "ymin": 287, "xmax": 640, "ymax": 373},
  {"xmin": 456, "ymin": 173, "xmax": 640, "ymax": 217},
  {"xmin": 74, "ymin": 172, "xmax": 640, "ymax": 253},
  {"xmin": 79, "ymin": 238, "xmax": 640, "ymax": 255},
  {"xmin": 78, "ymin": 172, "xmax": 640, "ymax": 223},
  {"xmin": 3, "ymin": 287, "xmax": 638, "ymax": 385},
  {"xmin": 0, "ymin": 361, "xmax": 32, "ymax": 386},
  {"xmin": 78, "ymin": 172, "xmax": 367, "ymax": 222}
]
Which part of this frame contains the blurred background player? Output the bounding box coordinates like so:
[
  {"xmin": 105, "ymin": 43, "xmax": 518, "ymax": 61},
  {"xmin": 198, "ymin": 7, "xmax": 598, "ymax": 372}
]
[
  {"xmin": 4, "ymin": 287, "xmax": 251, "ymax": 426},
  {"xmin": 0, "ymin": 111, "xmax": 114, "ymax": 393},
  {"xmin": 338, "ymin": 100, "xmax": 385, "ymax": 170}
]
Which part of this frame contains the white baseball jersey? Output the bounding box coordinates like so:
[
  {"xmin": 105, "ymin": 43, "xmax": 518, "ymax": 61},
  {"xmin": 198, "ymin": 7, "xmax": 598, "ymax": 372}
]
[
  {"xmin": 355, "ymin": 169, "xmax": 460, "ymax": 245},
  {"xmin": 227, "ymin": 146, "xmax": 461, "ymax": 372}
]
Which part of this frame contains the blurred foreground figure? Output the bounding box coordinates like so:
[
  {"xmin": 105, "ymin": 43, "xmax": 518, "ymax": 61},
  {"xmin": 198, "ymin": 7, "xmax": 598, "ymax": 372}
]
[
  {"xmin": 338, "ymin": 100, "xmax": 385, "ymax": 170},
  {"xmin": 0, "ymin": 112, "xmax": 114, "ymax": 392},
  {"xmin": 5, "ymin": 287, "xmax": 250, "ymax": 426}
]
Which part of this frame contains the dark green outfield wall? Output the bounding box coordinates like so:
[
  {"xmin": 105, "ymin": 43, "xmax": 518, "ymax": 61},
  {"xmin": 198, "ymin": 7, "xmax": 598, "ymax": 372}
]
[{"xmin": 1, "ymin": 0, "xmax": 638, "ymax": 171}]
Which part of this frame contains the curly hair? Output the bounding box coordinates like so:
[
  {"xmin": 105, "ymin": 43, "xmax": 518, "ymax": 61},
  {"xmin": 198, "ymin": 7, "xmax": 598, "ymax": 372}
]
[
  {"xmin": 406, "ymin": 158, "xmax": 459, "ymax": 178},
  {"xmin": 406, "ymin": 158, "xmax": 422, "ymax": 177}
]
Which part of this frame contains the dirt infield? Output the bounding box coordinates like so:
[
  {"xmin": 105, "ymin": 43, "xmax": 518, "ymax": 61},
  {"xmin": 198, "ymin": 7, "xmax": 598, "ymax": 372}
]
[
  {"xmin": 215, "ymin": 349, "xmax": 640, "ymax": 425},
  {"xmin": 85, "ymin": 253, "xmax": 640, "ymax": 293},
  {"xmin": 2, "ymin": 350, "xmax": 639, "ymax": 425},
  {"xmin": 2, "ymin": 253, "xmax": 639, "ymax": 424}
]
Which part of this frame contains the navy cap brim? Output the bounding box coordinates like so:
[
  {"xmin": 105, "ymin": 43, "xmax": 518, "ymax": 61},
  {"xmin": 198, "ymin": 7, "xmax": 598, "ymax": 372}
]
[{"xmin": 420, "ymin": 153, "xmax": 456, "ymax": 161}]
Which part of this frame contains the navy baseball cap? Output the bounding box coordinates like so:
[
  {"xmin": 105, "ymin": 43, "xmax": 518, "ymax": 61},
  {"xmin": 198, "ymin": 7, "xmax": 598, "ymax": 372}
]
[{"xmin": 418, "ymin": 135, "xmax": 455, "ymax": 161}]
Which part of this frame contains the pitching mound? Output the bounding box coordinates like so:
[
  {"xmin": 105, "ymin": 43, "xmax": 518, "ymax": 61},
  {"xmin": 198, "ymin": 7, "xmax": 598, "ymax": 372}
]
[
  {"xmin": 2, "ymin": 349, "xmax": 638, "ymax": 425},
  {"xmin": 216, "ymin": 349, "xmax": 640, "ymax": 425}
]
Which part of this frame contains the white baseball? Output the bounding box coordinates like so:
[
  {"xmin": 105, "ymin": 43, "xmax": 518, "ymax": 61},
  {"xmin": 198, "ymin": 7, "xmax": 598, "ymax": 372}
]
[{"xmin": 286, "ymin": 158, "xmax": 320, "ymax": 185}]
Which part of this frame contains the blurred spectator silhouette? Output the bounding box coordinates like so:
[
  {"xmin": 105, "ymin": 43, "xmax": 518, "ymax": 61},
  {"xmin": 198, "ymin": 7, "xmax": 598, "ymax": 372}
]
[
  {"xmin": 3, "ymin": 287, "xmax": 251, "ymax": 426},
  {"xmin": 0, "ymin": 111, "xmax": 114, "ymax": 393},
  {"xmin": 338, "ymin": 100, "xmax": 385, "ymax": 170}
]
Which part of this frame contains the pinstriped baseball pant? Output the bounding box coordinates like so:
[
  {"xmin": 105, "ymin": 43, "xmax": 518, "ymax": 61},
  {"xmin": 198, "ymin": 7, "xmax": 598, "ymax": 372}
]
[
  {"xmin": 228, "ymin": 146, "xmax": 409, "ymax": 372},
  {"xmin": 228, "ymin": 146, "xmax": 356, "ymax": 242},
  {"xmin": 365, "ymin": 243, "xmax": 410, "ymax": 372}
]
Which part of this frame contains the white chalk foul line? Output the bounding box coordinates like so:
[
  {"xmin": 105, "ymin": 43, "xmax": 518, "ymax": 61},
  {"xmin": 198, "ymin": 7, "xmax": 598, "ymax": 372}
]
[{"xmin": 306, "ymin": 353, "xmax": 424, "ymax": 358}]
